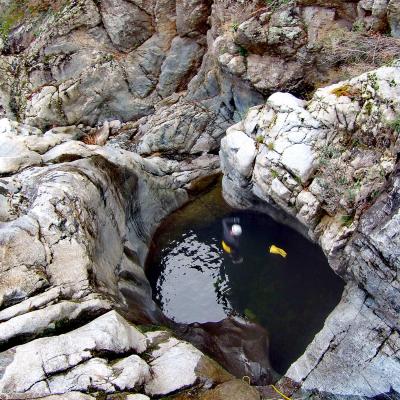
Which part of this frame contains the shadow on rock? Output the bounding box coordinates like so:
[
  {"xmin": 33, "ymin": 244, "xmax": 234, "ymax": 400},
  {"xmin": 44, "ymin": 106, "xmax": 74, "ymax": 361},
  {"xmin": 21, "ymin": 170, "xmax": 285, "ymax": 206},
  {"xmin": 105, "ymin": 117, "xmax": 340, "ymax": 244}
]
[{"xmin": 175, "ymin": 316, "xmax": 279, "ymax": 386}]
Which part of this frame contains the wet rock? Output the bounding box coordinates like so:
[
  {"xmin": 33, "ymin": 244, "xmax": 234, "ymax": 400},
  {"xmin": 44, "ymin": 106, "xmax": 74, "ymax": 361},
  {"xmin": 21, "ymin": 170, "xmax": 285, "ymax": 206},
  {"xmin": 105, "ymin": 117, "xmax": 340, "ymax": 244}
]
[
  {"xmin": 178, "ymin": 317, "xmax": 277, "ymax": 385},
  {"xmin": 145, "ymin": 337, "xmax": 231, "ymax": 396},
  {"xmin": 220, "ymin": 64, "xmax": 400, "ymax": 397},
  {"xmin": 199, "ymin": 379, "xmax": 261, "ymax": 400},
  {"xmin": 157, "ymin": 37, "xmax": 204, "ymax": 98}
]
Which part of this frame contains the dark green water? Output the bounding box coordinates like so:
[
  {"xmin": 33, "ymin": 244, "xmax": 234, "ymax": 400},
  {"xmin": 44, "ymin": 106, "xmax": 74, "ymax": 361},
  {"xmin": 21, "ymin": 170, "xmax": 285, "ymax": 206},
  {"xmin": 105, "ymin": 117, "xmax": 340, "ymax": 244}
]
[{"xmin": 145, "ymin": 185, "xmax": 344, "ymax": 374}]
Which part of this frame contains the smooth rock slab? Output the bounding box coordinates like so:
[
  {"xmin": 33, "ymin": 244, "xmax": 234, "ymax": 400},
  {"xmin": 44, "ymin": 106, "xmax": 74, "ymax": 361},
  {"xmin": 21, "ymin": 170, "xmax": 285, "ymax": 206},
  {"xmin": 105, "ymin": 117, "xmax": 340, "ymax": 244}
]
[
  {"xmin": 200, "ymin": 379, "xmax": 261, "ymax": 400},
  {"xmin": 0, "ymin": 311, "xmax": 147, "ymax": 395},
  {"xmin": 224, "ymin": 129, "xmax": 257, "ymax": 177},
  {"xmin": 280, "ymin": 143, "xmax": 315, "ymax": 183}
]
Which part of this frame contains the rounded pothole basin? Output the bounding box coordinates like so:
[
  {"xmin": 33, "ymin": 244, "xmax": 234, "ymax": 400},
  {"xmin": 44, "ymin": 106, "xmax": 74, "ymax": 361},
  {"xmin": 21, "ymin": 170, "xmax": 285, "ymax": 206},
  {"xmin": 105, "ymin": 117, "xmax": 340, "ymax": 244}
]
[{"xmin": 145, "ymin": 184, "xmax": 344, "ymax": 374}]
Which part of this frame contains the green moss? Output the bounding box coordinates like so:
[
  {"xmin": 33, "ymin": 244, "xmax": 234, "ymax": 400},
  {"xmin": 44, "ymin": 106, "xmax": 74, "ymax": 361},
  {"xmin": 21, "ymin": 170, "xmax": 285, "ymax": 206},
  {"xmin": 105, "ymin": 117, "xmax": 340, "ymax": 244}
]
[
  {"xmin": 137, "ymin": 324, "xmax": 170, "ymax": 333},
  {"xmin": 238, "ymin": 45, "xmax": 248, "ymax": 58},
  {"xmin": 244, "ymin": 308, "xmax": 258, "ymax": 322},
  {"xmin": 231, "ymin": 22, "xmax": 239, "ymax": 32},
  {"xmin": 367, "ymin": 72, "xmax": 379, "ymax": 91},
  {"xmin": 256, "ymin": 135, "xmax": 264, "ymax": 144},
  {"xmin": 364, "ymin": 101, "xmax": 373, "ymax": 116},
  {"xmin": 264, "ymin": 0, "xmax": 294, "ymax": 11},
  {"xmin": 330, "ymin": 84, "xmax": 353, "ymax": 98},
  {"xmin": 388, "ymin": 116, "xmax": 400, "ymax": 133},
  {"xmin": 340, "ymin": 214, "xmax": 354, "ymax": 227},
  {"xmin": 270, "ymin": 168, "xmax": 279, "ymax": 178}
]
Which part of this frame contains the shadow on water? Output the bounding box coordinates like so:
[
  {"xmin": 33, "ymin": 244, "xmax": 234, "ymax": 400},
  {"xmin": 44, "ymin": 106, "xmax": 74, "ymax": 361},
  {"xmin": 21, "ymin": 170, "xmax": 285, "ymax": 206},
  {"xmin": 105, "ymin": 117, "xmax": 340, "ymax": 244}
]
[{"xmin": 145, "ymin": 183, "xmax": 344, "ymax": 375}]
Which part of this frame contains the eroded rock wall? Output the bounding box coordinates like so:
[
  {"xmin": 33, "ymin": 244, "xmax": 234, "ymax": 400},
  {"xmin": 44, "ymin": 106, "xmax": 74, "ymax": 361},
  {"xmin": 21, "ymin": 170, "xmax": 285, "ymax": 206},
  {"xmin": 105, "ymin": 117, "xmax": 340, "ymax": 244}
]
[
  {"xmin": 0, "ymin": 0, "xmax": 399, "ymax": 398},
  {"xmin": 0, "ymin": 117, "xmax": 232, "ymax": 398},
  {"xmin": 220, "ymin": 64, "xmax": 400, "ymax": 397},
  {"xmin": 0, "ymin": 0, "xmax": 399, "ymax": 156}
]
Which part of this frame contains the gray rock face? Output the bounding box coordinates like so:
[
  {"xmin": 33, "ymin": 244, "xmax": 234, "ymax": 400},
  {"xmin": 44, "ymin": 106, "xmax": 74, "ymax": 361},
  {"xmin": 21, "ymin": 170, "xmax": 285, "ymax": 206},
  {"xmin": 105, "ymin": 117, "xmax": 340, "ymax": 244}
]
[
  {"xmin": 0, "ymin": 117, "xmax": 229, "ymax": 398},
  {"xmin": 1, "ymin": 0, "xmax": 398, "ymax": 153},
  {"xmin": 0, "ymin": 310, "xmax": 229, "ymax": 397},
  {"xmin": 0, "ymin": 0, "xmax": 399, "ymax": 398},
  {"xmin": 100, "ymin": 0, "xmax": 154, "ymax": 52},
  {"xmin": 220, "ymin": 65, "xmax": 400, "ymax": 397}
]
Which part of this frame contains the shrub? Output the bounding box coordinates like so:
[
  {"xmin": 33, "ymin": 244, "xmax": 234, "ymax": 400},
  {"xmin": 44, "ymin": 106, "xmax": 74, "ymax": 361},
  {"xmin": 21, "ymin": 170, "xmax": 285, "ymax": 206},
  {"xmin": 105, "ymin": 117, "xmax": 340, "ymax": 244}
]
[
  {"xmin": 0, "ymin": 0, "xmax": 66, "ymax": 40},
  {"xmin": 238, "ymin": 45, "xmax": 248, "ymax": 57},
  {"xmin": 388, "ymin": 116, "xmax": 400, "ymax": 133},
  {"xmin": 317, "ymin": 28, "xmax": 400, "ymax": 80}
]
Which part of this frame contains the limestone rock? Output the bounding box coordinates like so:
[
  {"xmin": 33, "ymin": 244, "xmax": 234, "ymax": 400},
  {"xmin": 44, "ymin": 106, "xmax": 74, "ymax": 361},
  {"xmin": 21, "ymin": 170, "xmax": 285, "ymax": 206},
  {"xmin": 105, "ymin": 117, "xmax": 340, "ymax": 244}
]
[
  {"xmin": 100, "ymin": 0, "xmax": 154, "ymax": 52},
  {"xmin": 200, "ymin": 379, "xmax": 261, "ymax": 400},
  {"xmin": 388, "ymin": 0, "xmax": 400, "ymax": 37},
  {"xmin": 0, "ymin": 311, "xmax": 147, "ymax": 395},
  {"xmin": 220, "ymin": 64, "xmax": 400, "ymax": 397}
]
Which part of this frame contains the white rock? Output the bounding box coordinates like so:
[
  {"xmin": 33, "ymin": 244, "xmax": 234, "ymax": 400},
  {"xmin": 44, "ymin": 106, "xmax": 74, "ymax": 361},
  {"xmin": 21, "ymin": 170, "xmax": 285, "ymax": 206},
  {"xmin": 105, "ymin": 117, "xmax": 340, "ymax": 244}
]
[
  {"xmin": 280, "ymin": 143, "xmax": 315, "ymax": 183},
  {"xmin": 225, "ymin": 130, "xmax": 257, "ymax": 177},
  {"xmin": 42, "ymin": 141, "xmax": 94, "ymax": 164},
  {"xmin": 243, "ymin": 108, "xmax": 260, "ymax": 135},
  {"xmin": 218, "ymin": 52, "xmax": 233, "ymax": 65},
  {"xmin": 0, "ymin": 311, "xmax": 147, "ymax": 394},
  {"xmin": 0, "ymin": 299, "xmax": 111, "ymax": 345},
  {"xmin": 145, "ymin": 338, "xmax": 203, "ymax": 396},
  {"xmin": 267, "ymin": 92, "xmax": 306, "ymax": 112},
  {"xmin": 227, "ymin": 56, "xmax": 246, "ymax": 75},
  {"xmin": 0, "ymin": 135, "xmax": 42, "ymax": 174},
  {"xmin": 271, "ymin": 178, "xmax": 291, "ymax": 203}
]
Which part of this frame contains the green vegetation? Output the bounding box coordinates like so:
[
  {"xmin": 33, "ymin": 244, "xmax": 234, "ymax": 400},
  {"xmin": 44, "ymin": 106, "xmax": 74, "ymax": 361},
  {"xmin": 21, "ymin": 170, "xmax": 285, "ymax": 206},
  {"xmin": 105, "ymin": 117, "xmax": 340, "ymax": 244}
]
[
  {"xmin": 270, "ymin": 168, "xmax": 279, "ymax": 178},
  {"xmin": 267, "ymin": 141, "xmax": 274, "ymax": 150},
  {"xmin": 231, "ymin": 22, "xmax": 239, "ymax": 32},
  {"xmin": 238, "ymin": 45, "xmax": 248, "ymax": 57},
  {"xmin": 264, "ymin": 0, "xmax": 294, "ymax": 11},
  {"xmin": 352, "ymin": 20, "xmax": 365, "ymax": 33},
  {"xmin": 244, "ymin": 308, "xmax": 258, "ymax": 322},
  {"xmin": 388, "ymin": 116, "xmax": 400, "ymax": 133},
  {"xmin": 367, "ymin": 72, "xmax": 380, "ymax": 91},
  {"xmin": 256, "ymin": 134, "xmax": 264, "ymax": 144},
  {"xmin": 340, "ymin": 214, "xmax": 354, "ymax": 227},
  {"xmin": 330, "ymin": 84, "xmax": 353, "ymax": 98},
  {"xmin": 0, "ymin": 0, "xmax": 66, "ymax": 40}
]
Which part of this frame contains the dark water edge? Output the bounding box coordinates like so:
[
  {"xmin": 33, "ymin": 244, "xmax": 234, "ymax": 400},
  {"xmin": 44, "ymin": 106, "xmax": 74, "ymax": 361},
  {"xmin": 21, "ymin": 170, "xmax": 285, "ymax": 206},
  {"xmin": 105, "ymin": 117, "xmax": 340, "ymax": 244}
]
[{"xmin": 145, "ymin": 184, "xmax": 344, "ymax": 374}]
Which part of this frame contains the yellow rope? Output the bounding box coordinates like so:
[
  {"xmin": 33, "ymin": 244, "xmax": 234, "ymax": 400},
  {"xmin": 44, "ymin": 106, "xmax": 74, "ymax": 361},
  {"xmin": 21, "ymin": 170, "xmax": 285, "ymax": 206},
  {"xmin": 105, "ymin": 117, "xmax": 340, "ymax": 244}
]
[{"xmin": 270, "ymin": 385, "xmax": 292, "ymax": 400}]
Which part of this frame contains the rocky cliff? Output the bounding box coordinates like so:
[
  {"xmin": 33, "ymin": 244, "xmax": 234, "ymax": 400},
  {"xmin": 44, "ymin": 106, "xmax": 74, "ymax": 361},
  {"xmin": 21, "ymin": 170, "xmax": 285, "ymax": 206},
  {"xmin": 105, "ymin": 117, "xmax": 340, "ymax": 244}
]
[
  {"xmin": 220, "ymin": 64, "xmax": 400, "ymax": 397},
  {"xmin": 0, "ymin": 0, "xmax": 399, "ymax": 398}
]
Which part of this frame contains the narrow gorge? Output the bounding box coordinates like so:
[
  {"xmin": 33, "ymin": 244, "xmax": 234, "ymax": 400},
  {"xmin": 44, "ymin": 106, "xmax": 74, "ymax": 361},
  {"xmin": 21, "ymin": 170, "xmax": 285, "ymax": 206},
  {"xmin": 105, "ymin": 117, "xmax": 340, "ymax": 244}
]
[{"xmin": 0, "ymin": 0, "xmax": 399, "ymax": 399}]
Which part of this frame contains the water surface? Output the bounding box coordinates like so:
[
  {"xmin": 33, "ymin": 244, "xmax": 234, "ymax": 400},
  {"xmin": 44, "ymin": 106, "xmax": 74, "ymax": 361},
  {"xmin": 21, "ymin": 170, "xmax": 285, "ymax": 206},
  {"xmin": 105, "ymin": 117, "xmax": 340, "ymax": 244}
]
[{"xmin": 145, "ymin": 185, "xmax": 344, "ymax": 374}]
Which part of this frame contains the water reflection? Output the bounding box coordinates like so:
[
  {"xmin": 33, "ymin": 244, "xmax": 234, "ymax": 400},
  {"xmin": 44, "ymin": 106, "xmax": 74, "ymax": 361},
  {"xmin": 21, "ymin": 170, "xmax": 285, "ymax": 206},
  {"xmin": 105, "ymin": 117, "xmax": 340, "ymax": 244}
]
[{"xmin": 146, "ymin": 186, "xmax": 344, "ymax": 374}]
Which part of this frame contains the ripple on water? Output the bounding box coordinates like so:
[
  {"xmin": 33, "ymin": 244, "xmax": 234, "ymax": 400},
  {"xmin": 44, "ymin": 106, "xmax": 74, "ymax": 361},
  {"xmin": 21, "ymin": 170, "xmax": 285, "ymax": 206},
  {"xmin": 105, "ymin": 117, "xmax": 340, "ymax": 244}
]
[{"xmin": 145, "ymin": 185, "xmax": 344, "ymax": 374}]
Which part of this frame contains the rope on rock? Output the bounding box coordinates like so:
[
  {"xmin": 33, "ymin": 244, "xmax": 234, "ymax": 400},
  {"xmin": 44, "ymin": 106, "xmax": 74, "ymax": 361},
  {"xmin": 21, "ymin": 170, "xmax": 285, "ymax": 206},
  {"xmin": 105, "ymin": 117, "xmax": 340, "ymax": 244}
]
[{"xmin": 270, "ymin": 384, "xmax": 292, "ymax": 400}]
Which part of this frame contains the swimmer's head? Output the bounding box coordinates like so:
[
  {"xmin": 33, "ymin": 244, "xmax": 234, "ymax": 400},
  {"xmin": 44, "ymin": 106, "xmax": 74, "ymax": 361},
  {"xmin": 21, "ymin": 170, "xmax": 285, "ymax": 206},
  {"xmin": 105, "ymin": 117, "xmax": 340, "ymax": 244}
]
[{"xmin": 231, "ymin": 224, "xmax": 242, "ymax": 236}]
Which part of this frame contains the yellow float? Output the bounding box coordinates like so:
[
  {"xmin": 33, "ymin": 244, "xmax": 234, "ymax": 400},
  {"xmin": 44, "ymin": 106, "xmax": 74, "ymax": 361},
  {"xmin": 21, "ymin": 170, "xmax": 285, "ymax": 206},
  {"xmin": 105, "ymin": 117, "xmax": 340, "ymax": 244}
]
[{"xmin": 269, "ymin": 244, "xmax": 287, "ymax": 258}]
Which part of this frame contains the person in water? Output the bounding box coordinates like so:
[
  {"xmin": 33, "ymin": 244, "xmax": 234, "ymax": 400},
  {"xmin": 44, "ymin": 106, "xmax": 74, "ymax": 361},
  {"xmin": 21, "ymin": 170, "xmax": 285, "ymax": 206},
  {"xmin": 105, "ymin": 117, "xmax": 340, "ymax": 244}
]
[{"xmin": 222, "ymin": 216, "xmax": 243, "ymax": 264}]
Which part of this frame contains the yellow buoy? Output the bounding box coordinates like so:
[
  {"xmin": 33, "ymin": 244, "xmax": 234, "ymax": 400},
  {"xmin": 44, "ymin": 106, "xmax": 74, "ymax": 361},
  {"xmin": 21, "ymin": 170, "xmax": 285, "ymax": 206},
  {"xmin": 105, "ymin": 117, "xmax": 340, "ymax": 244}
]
[
  {"xmin": 269, "ymin": 244, "xmax": 287, "ymax": 258},
  {"xmin": 222, "ymin": 240, "xmax": 232, "ymax": 254}
]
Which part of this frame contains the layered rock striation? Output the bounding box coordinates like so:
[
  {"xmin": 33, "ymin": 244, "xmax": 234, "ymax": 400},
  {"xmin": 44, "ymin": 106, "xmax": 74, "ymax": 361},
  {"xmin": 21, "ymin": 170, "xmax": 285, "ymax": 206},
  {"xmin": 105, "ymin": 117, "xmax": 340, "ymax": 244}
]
[
  {"xmin": 220, "ymin": 64, "xmax": 400, "ymax": 397},
  {"xmin": 0, "ymin": 0, "xmax": 399, "ymax": 398}
]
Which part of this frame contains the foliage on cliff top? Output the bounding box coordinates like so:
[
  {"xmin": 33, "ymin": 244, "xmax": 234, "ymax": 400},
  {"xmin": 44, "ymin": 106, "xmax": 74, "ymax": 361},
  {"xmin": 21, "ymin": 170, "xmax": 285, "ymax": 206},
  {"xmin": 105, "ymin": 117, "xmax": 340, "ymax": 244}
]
[
  {"xmin": 0, "ymin": 0, "xmax": 67, "ymax": 40},
  {"xmin": 318, "ymin": 28, "xmax": 400, "ymax": 81}
]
